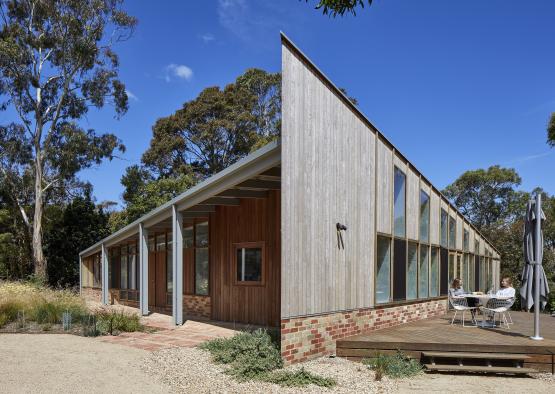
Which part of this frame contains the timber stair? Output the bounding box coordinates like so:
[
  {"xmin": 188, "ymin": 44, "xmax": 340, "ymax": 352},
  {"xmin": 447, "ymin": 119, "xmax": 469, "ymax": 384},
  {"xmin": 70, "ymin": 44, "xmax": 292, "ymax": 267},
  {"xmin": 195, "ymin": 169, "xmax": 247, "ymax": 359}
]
[{"xmin": 422, "ymin": 351, "xmax": 537, "ymax": 375}]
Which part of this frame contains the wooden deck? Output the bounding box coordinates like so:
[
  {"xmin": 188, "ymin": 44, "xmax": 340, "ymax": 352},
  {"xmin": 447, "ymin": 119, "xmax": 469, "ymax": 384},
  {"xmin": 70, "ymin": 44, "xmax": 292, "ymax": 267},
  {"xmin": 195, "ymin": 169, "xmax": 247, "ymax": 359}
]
[{"xmin": 337, "ymin": 311, "xmax": 555, "ymax": 373}]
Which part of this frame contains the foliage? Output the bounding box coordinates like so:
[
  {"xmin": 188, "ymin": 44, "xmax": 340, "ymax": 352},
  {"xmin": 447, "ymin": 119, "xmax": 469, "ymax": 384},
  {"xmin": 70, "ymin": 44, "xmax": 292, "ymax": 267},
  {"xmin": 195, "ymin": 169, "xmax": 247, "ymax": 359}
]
[
  {"xmin": 0, "ymin": 0, "xmax": 135, "ymax": 278},
  {"xmin": 94, "ymin": 307, "xmax": 143, "ymax": 335},
  {"xmin": 304, "ymin": 0, "xmax": 373, "ymax": 17},
  {"xmin": 43, "ymin": 191, "xmax": 110, "ymax": 287},
  {"xmin": 548, "ymin": 112, "xmax": 555, "ymax": 147},
  {"xmin": 443, "ymin": 165, "xmax": 526, "ymax": 230},
  {"xmin": 0, "ymin": 281, "xmax": 87, "ymax": 326},
  {"xmin": 262, "ymin": 368, "xmax": 336, "ymax": 388},
  {"xmin": 200, "ymin": 329, "xmax": 334, "ymax": 387},
  {"xmin": 363, "ymin": 351, "xmax": 423, "ymax": 381},
  {"xmin": 200, "ymin": 329, "xmax": 283, "ymax": 380}
]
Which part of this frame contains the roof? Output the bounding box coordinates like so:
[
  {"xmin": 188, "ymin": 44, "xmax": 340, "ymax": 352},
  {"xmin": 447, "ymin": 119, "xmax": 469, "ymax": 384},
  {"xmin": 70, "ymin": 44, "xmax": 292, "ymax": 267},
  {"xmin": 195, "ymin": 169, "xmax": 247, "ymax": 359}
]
[{"xmin": 80, "ymin": 140, "xmax": 281, "ymax": 258}]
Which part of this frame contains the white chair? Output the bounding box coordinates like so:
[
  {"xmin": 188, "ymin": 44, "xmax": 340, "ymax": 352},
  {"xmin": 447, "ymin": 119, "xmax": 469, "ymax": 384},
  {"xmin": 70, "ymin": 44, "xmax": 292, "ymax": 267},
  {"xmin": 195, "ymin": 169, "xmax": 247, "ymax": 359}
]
[
  {"xmin": 480, "ymin": 298, "xmax": 515, "ymax": 329},
  {"xmin": 449, "ymin": 294, "xmax": 478, "ymax": 327}
]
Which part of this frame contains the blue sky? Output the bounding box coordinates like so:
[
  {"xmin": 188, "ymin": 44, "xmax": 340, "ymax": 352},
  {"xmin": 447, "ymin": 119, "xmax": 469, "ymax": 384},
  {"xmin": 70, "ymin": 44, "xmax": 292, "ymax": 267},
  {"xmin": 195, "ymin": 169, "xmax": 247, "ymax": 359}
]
[{"xmin": 75, "ymin": 0, "xmax": 555, "ymax": 204}]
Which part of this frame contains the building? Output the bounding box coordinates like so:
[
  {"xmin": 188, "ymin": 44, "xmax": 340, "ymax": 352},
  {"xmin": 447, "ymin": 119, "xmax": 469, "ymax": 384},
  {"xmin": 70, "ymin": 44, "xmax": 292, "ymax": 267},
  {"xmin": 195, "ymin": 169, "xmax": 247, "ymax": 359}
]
[{"xmin": 79, "ymin": 33, "xmax": 501, "ymax": 364}]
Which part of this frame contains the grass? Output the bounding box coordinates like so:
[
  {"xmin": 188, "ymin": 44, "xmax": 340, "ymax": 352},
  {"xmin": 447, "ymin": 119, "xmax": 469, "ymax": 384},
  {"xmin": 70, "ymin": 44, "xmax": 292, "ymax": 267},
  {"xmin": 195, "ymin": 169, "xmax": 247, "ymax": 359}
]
[
  {"xmin": 0, "ymin": 281, "xmax": 143, "ymax": 335},
  {"xmin": 200, "ymin": 329, "xmax": 336, "ymax": 388},
  {"xmin": 363, "ymin": 351, "xmax": 423, "ymax": 381}
]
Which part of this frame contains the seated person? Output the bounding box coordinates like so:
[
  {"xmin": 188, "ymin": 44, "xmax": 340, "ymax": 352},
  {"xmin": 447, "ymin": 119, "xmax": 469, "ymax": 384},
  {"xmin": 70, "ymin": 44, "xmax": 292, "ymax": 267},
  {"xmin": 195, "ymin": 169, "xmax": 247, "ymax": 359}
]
[
  {"xmin": 450, "ymin": 278, "xmax": 478, "ymax": 313},
  {"xmin": 495, "ymin": 277, "xmax": 516, "ymax": 298}
]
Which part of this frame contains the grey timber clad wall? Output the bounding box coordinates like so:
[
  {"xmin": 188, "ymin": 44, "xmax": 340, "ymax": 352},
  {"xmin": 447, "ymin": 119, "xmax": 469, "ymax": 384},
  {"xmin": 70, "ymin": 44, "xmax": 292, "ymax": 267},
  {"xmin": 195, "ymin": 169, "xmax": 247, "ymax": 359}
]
[{"xmin": 281, "ymin": 43, "xmax": 376, "ymax": 318}]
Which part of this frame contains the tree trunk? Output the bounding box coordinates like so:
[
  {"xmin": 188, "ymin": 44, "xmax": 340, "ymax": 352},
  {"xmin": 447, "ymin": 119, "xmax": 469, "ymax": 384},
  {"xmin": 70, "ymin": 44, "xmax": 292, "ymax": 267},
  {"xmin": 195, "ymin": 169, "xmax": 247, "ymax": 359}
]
[{"xmin": 33, "ymin": 154, "xmax": 46, "ymax": 279}]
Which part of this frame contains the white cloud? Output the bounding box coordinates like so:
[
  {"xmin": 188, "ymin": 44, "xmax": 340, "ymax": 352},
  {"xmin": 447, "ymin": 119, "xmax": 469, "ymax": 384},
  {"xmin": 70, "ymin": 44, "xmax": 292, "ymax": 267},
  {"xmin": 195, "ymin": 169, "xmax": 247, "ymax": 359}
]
[
  {"xmin": 218, "ymin": 0, "xmax": 249, "ymax": 40},
  {"xmin": 504, "ymin": 151, "xmax": 551, "ymax": 166},
  {"xmin": 125, "ymin": 89, "xmax": 138, "ymax": 101},
  {"xmin": 200, "ymin": 33, "xmax": 215, "ymax": 43},
  {"xmin": 165, "ymin": 64, "xmax": 193, "ymax": 82}
]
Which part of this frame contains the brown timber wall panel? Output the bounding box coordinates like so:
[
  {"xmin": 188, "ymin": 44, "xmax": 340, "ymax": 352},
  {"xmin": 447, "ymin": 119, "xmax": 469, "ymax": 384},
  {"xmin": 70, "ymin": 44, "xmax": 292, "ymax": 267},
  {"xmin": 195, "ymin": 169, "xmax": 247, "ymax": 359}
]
[
  {"xmin": 210, "ymin": 191, "xmax": 280, "ymax": 327},
  {"xmin": 281, "ymin": 43, "xmax": 376, "ymax": 318}
]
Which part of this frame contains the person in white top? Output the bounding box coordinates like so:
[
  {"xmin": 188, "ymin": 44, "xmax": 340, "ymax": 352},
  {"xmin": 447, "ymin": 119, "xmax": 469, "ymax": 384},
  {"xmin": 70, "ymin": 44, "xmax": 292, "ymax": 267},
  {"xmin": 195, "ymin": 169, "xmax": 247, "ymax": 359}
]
[{"xmin": 495, "ymin": 277, "xmax": 516, "ymax": 298}]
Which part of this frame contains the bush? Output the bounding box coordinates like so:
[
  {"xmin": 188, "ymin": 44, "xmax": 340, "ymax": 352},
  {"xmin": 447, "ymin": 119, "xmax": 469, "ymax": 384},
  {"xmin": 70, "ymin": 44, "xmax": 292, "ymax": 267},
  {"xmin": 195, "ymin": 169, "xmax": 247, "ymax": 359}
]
[
  {"xmin": 95, "ymin": 308, "xmax": 143, "ymax": 335},
  {"xmin": 200, "ymin": 329, "xmax": 283, "ymax": 380},
  {"xmin": 363, "ymin": 351, "xmax": 423, "ymax": 381},
  {"xmin": 200, "ymin": 329, "xmax": 335, "ymax": 387},
  {"xmin": 262, "ymin": 368, "xmax": 336, "ymax": 388}
]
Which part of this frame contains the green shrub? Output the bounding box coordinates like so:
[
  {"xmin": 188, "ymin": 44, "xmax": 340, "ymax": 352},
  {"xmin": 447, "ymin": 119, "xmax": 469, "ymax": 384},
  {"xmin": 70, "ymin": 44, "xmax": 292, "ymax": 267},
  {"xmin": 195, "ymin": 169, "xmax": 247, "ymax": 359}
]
[
  {"xmin": 262, "ymin": 368, "xmax": 336, "ymax": 388},
  {"xmin": 363, "ymin": 351, "xmax": 423, "ymax": 381},
  {"xmin": 0, "ymin": 312, "xmax": 9, "ymax": 328},
  {"xmin": 200, "ymin": 329, "xmax": 283, "ymax": 380},
  {"xmin": 0, "ymin": 300, "xmax": 23, "ymax": 324},
  {"xmin": 95, "ymin": 309, "xmax": 143, "ymax": 335}
]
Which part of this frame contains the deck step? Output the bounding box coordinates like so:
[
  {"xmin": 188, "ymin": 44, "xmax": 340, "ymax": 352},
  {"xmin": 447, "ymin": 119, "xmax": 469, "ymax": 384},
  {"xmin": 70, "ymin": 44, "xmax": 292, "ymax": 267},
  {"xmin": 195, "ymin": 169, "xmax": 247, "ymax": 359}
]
[
  {"xmin": 422, "ymin": 351, "xmax": 530, "ymax": 360},
  {"xmin": 424, "ymin": 364, "xmax": 537, "ymax": 374}
]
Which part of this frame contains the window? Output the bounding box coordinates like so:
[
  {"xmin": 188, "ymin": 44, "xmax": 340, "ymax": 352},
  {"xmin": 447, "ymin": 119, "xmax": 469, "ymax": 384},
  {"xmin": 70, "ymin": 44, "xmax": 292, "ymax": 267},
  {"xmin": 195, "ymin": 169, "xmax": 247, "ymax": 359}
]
[
  {"xmin": 407, "ymin": 242, "xmax": 418, "ymax": 300},
  {"xmin": 129, "ymin": 244, "xmax": 137, "ymax": 290},
  {"xmin": 393, "ymin": 167, "xmax": 406, "ymax": 237},
  {"xmin": 430, "ymin": 247, "xmax": 439, "ymax": 297},
  {"xmin": 418, "ymin": 245, "xmax": 429, "ymax": 298},
  {"xmin": 195, "ymin": 221, "xmax": 209, "ymax": 295},
  {"xmin": 463, "ymin": 229, "xmax": 469, "ymax": 252},
  {"xmin": 468, "ymin": 255, "xmax": 475, "ymax": 292},
  {"xmin": 235, "ymin": 242, "xmax": 264, "ymax": 284},
  {"xmin": 93, "ymin": 253, "xmax": 102, "ymax": 288},
  {"xmin": 462, "ymin": 254, "xmax": 469, "ymax": 291},
  {"xmin": 119, "ymin": 246, "xmax": 127, "ymax": 290},
  {"xmin": 448, "ymin": 253, "xmax": 455, "ymax": 288},
  {"xmin": 376, "ymin": 236, "xmax": 391, "ymax": 304},
  {"xmin": 393, "ymin": 239, "xmax": 406, "ymax": 301},
  {"xmin": 167, "ymin": 232, "xmax": 173, "ymax": 293},
  {"xmin": 184, "ymin": 225, "xmax": 194, "ymax": 248},
  {"xmin": 448, "ymin": 216, "xmax": 456, "ymax": 249},
  {"xmin": 440, "ymin": 209, "xmax": 448, "ymax": 247},
  {"xmin": 419, "ymin": 190, "xmax": 430, "ymax": 242}
]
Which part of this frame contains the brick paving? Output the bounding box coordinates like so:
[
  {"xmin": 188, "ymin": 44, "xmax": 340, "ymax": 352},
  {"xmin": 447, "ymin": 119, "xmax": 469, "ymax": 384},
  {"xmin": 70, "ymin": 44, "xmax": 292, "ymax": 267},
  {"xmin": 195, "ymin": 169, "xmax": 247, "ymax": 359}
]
[{"xmin": 98, "ymin": 316, "xmax": 240, "ymax": 351}]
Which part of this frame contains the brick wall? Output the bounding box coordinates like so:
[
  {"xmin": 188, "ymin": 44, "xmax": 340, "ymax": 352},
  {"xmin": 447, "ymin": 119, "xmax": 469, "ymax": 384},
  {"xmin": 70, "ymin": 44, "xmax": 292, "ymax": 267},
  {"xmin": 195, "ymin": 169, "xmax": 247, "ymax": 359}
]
[
  {"xmin": 81, "ymin": 287, "xmax": 102, "ymax": 303},
  {"xmin": 184, "ymin": 295, "xmax": 211, "ymax": 318},
  {"xmin": 280, "ymin": 298, "xmax": 448, "ymax": 364}
]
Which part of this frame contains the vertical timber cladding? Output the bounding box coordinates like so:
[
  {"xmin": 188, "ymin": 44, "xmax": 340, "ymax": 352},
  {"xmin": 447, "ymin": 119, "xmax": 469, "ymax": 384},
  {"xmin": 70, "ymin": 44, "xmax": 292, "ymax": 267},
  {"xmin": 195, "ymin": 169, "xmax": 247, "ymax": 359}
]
[
  {"xmin": 281, "ymin": 39, "xmax": 376, "ymax": 318},
  {"xmin": 210, "ymin": 190, "xmax": 281, "ymax": 326}
]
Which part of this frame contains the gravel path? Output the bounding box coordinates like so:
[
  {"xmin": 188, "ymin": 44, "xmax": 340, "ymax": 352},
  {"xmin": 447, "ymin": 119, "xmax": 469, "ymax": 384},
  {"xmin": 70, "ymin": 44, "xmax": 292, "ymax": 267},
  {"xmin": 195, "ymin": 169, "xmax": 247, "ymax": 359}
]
[
  {"xmin": 141, "ymin": 346, "xmax": 396, "ymax": 393},
  {"xmin": 0, "ymin": 334, "xmax": 171, "ymax": 394}
]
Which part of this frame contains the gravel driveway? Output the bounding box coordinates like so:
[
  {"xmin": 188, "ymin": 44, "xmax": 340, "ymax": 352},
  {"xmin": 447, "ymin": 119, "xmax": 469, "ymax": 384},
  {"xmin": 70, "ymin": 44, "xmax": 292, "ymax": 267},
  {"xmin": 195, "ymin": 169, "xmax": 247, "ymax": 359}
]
[{"xmin": 0, "ymin": 334, "xmax": 171, "ymax": 394}]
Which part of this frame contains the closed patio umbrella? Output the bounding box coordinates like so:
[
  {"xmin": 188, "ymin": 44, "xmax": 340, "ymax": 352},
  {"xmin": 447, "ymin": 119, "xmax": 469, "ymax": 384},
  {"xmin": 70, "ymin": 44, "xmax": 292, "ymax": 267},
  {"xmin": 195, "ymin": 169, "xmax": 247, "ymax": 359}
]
[{"xmin": 520, "ymin": 193, "xmax": 550, "ymax": 340}]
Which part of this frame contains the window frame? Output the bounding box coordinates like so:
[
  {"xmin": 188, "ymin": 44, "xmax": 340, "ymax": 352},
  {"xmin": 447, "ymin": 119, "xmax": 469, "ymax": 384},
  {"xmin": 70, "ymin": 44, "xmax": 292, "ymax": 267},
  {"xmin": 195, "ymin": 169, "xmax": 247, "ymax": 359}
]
[{"xmin": 233, "ymin": 241, "xmax": 266, "ymax": 287}]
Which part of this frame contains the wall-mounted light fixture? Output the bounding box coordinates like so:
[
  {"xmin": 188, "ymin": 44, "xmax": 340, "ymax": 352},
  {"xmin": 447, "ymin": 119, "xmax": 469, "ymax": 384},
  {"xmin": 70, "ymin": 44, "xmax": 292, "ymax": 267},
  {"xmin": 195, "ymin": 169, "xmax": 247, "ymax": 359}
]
[{"xmin": 336, "ymin": 222, "xmax": 347, "ymax": 249}]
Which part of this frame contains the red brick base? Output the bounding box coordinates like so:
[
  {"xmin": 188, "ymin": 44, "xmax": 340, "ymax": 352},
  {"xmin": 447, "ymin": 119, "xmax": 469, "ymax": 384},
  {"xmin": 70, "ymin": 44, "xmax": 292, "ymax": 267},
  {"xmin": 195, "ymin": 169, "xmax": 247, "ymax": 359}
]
[
  {"xmin": 81, "ymin": 287, "xmax": 102, "ymax": 303},
  {"xmin": 184, "ymin": 295, "xmax": 211, "ymax": 318},
  {"xmin": 280, "ymin": 298, "xmax": 448, "ymax": 364}
]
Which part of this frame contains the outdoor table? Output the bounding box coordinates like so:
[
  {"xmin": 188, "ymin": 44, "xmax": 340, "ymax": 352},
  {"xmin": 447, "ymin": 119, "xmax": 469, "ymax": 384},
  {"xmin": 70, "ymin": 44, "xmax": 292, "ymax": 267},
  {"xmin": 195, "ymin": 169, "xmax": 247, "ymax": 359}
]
[{"xmin": 463, "ymin": 294, "xmax": 512, "ymax": 328}]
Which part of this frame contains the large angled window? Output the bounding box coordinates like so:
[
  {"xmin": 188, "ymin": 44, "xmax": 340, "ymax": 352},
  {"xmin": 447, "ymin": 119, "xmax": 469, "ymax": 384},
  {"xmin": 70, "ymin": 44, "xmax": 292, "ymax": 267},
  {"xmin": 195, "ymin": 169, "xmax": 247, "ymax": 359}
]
[
  {"xmin": 440, "ymin": 209, "xmax": 448, "ymax": 248},
  {"xmin": 376, "ymin": 236, "xmax": 391, "ymax": 304},
  {"xmin": 393, "ymin": 167, "xmax": 406, "ymax": 237},
  {"xmin": 419, "ymin": 190, "xmax": 430, "ymax": 242},
  {"xmin": 448, "ymin": 216, "xmax": 456, "ymax": 249}
]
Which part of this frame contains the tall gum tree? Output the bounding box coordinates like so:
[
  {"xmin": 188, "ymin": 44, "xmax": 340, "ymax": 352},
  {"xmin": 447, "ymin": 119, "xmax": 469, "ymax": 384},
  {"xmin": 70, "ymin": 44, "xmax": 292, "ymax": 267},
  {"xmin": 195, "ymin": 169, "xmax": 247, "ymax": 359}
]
[{"xmin": 0, "ymin": 0, "xmax": 136, "ymax": 279}]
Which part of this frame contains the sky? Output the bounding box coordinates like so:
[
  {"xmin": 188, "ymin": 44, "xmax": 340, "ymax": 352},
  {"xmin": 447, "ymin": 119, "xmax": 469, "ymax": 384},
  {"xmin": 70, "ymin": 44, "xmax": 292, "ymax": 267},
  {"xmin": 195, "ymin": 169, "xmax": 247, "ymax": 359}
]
[{"xmin": 35, "ymin": 1, "xmax": 555, "ymax": 204}]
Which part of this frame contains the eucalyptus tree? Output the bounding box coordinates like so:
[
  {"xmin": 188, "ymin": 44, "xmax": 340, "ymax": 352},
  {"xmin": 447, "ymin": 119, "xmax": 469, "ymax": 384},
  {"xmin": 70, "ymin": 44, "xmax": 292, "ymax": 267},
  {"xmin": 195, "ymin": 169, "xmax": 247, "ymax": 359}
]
[
  {"xmin": 0, "ymin": 0, "xmax": 136, "ymax": 279},
  {"xmin": 548, "ymin": 113, "xmax": 555, "ymax": 147},
  {"xmin": 304, "ymin": 0, "xmax": 373, "ymax": 17}
]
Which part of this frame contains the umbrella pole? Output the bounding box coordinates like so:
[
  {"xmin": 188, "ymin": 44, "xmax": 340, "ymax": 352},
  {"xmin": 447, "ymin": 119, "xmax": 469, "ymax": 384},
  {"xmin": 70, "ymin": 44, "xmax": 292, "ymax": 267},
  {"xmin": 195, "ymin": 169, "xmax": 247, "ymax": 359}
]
[{"xmin": 531, "ymin": 192, "xmax": 543, "ymax": 341}]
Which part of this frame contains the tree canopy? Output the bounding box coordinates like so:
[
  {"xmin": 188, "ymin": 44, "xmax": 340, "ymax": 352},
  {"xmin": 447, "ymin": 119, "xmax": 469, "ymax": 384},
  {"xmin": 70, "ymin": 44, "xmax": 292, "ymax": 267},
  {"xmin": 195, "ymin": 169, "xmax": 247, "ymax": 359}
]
[
  {"xmin": 304, "ymin": 0, "xmax": 373, "ymax": 17},
  {"xmin": 548, "ymin": 112, "xmax": 555, "ymax": 147},
  {"xmin": 0, "ymin": 0, "xmax": 136, "ymax": 279}
]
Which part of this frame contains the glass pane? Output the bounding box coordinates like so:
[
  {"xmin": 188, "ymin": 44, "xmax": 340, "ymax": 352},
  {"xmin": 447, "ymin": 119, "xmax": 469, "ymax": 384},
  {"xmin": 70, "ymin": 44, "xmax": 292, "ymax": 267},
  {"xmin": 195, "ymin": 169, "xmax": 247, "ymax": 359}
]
[
  {"xmin": 440, "ymin": 209, "xmax": 448, "ymax": 247},
  {"xmin": 430, "ymin": 247, "xmax": 439, "ymax": 297},
  {"xmin": 236, "ymin": 247, "xmax": 262, "ymax": 282},
  {"xmin": 156, "ymin": 234, "xmax": 166, "ymax": 251},
  {"xmin": 376, "ymin": 237, "xmax": 391, "ymax": 304},
  {"xmin": 448, "ymin": 254, "xmax": 455, "ymax": 289},
  {"xmin": 129, "ymin": 253, "xmax": 137, "ymax": 290},
  {"xmin": 468, "ymin": 255, "xmax": 475, "ymax": 292},
  {"xmin": 167, "ymin": 234, "xmax": 173, "ymax": 293},
  {"xmin": 184, "ymin": 225, "xmax": 194, "ymax": 248},
  {"xmin": 195, "ymin": 248, "xmax": 209, "ymax": 295},
  {"xmin": 407, "ymin": 243, "xmax": 418, "ymax": 300},
  {"xmin": 120, "ymin": 254, "xmax": 128, "ymax": 289},
  {"xmin": 463, "ymin": 230, "xmax": 469, "ymax": 252},
  {"xmin": 419, "ymin": 190, "xmax": 430, "ymax": 242},
  {"xmin": 195, "ymin": 221, "xmax": 209, "ymax": 248},
  {"xmin": 418, "ymin": 245, "xmax": 429, "ymax": 298},
  {"xmin": 148, "ymin": 236, "xmax": 155, "ymax": 252},
  {"xmin": 448, "ymin": 216, "xmax": 456, "ymax": 249},
  {"xmin": 393, "ymin": 167, "xmax": 406, "ymax": 237}
]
